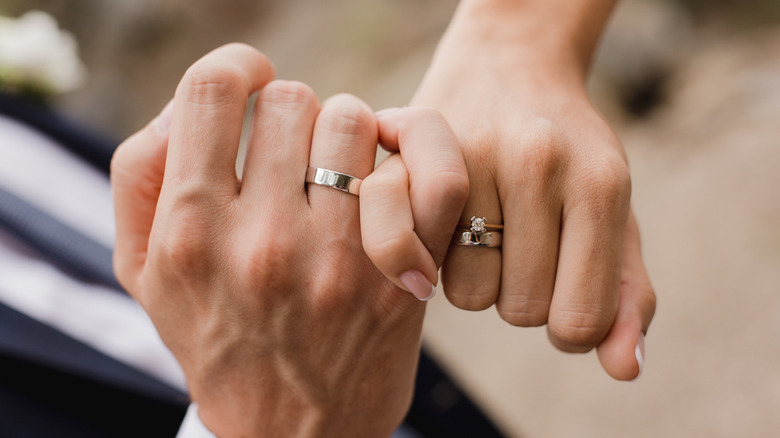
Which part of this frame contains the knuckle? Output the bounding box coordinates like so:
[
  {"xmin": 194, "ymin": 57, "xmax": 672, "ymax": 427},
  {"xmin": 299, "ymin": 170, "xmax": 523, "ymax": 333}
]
[
  {"xmin": 149, "ymin": 223, "xmax": 213, "ymax": 278},
  {"xmin": 549, "ymin": 305, "xmax": 614, "ymax": 352},
  {"xmin": 437, "ymin": 170, "xmax": 470, "ymax": 210},
  {"xmin": 148, "ymin": 191, "xmax": 231, "ymax": 276},
  {"xmin": 309, "ymin": 239, "xmax": 372, "ymax": 307},
  {"xmin": 576, "ymin": 155, "xmax": 632, "ymax": 207},
  {"xmin": 363, "ymin": 231, "xmax": 417, "ymax": 271},
  {"xmin": 236, "ymin": 236, "xmax": 296, "ymax": 288},
  {"xmin": 219, "ymin": 42, "xmax": 257, "ymax": 55},
  {"xmin": 395, "ymin": 107, "xmax": 450, "ymax": 143},
  {"xmin": 260, "ymin": 80, "xmax": 317, "ymax": 110},
  {"xmin": 496, "ymin": 299, "xmax": 550, "ymax": 327},
  {"xmin": 318, "ymin": 94, "xmax": 375, "ymax": 137},
  {"xmin": 401, "ymin": 106, "xmax": 444, "ymax": 123},
  {"xmin": 361, "ymin": 165, "xmax": 403, "ymax": 195},
  {"xmin": 516, "ymin": 122, "xmax": 566, "ymax": 185},
  {"xmin": 179, "ymin": 63, "xmax": 246, "ymax": 106},
  {"xmin": 312, "ymin": 264, "xmax": 352, "ymax": 302}
]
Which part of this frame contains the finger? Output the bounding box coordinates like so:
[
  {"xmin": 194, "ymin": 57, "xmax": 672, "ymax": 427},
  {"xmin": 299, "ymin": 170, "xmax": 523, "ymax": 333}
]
[
  {"xmin": 493, "ymin": 142, "xmax": 563, "ymax": 327},
  {"xmin": 361, "ymin": 154, "xmax": 438, "ymax": 301},
  {"xmin": 111, "ymin": 100, "xmax": 172, "ymax": 295},
  {"xmin": 376, "ymin": 108, "xmax": 495, "ymax": 311},
  {"xmin": 165, "ymin": 43, "xmax": 274, "ymax": 193},
  {"xmin": 547, "ymin": 156, "xmax": 632, "ymax": 352},
  {"xmin": 596, "ymin": 209, "xmax": 656, "ymax": 381},
  {"xmin": 307, "ymin": 94, "xmax": 377, "ymax": 212},
  {"xmin": 375, "ymin": 107, "xmax": 469, "ymax": 266},
  {"xmin": 435, "ymin": 147, "xmax": 502, "ymax": 311},
  {"xmin": 240, "ymin": 80, "xmax": 320, "ymax": 205}
]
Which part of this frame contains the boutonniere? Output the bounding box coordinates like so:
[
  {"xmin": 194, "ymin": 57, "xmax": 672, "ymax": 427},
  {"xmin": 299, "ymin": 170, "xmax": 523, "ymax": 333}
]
[{"xmin": 0, "ymin": 10, "xmax": 87, "ymax": 99}]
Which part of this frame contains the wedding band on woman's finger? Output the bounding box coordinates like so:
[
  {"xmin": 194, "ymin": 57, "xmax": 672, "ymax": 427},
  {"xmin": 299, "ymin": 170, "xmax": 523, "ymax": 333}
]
[
  {"xmin": 454, "ymin": 216, "xmax": 503, "ymax": 248},
  {"xmin": 454, "ymin": 230, "xmax": 503, "ymax": 247},
  {"xmin": 305, "ymin": 167, "xmax": 362, "ymax": 196}
]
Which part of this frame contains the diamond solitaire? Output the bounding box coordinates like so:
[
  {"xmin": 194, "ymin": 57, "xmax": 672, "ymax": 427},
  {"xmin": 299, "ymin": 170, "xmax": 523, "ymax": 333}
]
[{"xmin": 470, "ymin": 216, "xmax": 487, "ymax": 233}]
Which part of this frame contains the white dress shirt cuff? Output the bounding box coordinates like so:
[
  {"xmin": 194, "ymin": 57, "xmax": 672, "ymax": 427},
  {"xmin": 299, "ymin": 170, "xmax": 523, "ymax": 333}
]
[{"xmin": 177, "ymin": 403, "xmax": 218, "ymax": 438}]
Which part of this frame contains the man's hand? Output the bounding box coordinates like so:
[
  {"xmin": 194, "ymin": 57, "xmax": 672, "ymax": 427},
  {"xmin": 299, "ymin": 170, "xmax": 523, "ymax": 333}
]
[
  {"xmin": 402, "ymin": 0, "xmax": 656, "ymax": 381},
  {"xmin": 111, "ymin": 43, "xmax": 467, "ymax": 437}
]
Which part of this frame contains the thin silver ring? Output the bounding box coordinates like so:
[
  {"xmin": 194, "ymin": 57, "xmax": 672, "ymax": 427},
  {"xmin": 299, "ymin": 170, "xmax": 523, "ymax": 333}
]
[
  {"xmin": 305, "ymin": 167, "xmax": 362, "ymax": 196},
  {"xmin": 454, "ymin": 230, "xmax": 502, "ymax": 248}
]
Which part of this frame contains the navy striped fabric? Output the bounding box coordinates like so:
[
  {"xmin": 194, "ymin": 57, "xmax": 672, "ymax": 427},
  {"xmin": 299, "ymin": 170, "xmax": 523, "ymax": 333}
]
[{"xmin": 0, "ymin": 187, "xmax": 122, "ymax": 291}]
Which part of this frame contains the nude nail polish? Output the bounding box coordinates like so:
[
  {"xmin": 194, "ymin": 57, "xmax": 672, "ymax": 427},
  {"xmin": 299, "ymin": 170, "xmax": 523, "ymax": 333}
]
[
  {"xmin": 632, "ymin": 332, "xmax": 646, "ymax": 381},
  {"xmin": 400, "ymin": 270, "xmax": 436, "ymax": 301}
]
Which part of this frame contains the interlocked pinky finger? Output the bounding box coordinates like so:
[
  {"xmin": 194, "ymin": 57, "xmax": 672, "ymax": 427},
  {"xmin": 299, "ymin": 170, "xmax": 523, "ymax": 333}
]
[{"xmin": 360, "ymin": 154, "xmax": 438, "ymax": 301}]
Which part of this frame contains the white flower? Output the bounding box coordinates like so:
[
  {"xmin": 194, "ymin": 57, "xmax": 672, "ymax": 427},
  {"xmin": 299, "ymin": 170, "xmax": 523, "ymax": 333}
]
[{"xmin": 0, "ymin": 10, "xmax": 87, "ymax": 96}]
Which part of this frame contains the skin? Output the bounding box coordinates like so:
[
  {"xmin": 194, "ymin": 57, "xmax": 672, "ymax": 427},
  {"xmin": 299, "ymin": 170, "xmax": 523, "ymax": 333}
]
[
  {"xmin": 110, "ymin": 0, "xmax": 657, "ymax": 433},
  {"xmin": 111, "ymin": 44, "xmax": 468, "ymax": 437},
  {"xmin": 400, "ymin": 0, "xmax": 657, "ymax": 380}
]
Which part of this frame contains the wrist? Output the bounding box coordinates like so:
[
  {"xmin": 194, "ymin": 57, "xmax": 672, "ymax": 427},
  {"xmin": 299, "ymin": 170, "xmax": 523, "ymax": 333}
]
[
  {"xmin": 442, "ymin": 0, "xmax": 618, "ymax": 82},
  {"xmin": 197, "ymin": 402, "xmax": 329, "ymax": 438}
]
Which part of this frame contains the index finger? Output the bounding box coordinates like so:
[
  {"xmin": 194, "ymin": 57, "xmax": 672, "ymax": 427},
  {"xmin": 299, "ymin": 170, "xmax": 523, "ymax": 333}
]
[
  {"xmin": 165, "ymin": 43, "xmax": 275, "ymax": 193},
  {"xmin": 376, "ymin": 107, "xmax": 469, "ymax": 265}
]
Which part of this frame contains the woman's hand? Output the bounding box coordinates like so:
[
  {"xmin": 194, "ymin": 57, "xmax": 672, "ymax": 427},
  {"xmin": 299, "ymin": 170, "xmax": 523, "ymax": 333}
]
[
  {"xmin": 111, "ymin": 43, "xmax": 467, "ymax": 437},
  {"xmin": 400, "ymin": 0, "xmax": 656, "ymax": 381}
]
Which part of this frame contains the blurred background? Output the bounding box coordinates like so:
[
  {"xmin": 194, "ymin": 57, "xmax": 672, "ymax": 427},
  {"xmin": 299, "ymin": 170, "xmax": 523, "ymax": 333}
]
[{"xmin": 1, "ymin": 0, "xmax": 779, "ymax": 436}]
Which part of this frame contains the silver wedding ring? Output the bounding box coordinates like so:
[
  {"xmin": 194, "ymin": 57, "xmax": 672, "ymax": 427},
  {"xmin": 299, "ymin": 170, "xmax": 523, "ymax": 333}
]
[
  {"xmin": 455, "ymin": 230, "xmax": 502, "ymax": 247},
  {"xmin": 305, "ymin": 167, "xmax": 362, "ymax": 196},
  {"xmin": 454, "ymin": 216, "xmax": 503, "ymax": 248}
]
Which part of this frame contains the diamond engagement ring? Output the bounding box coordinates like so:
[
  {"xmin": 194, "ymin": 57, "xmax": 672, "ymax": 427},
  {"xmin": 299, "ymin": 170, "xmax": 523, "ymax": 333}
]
[
  {"xmin": 454, "ymin": 216, "xmax": 503, "ymax": 248},
  {"xmin": 305, "ymin": 167, "xmax": 362, "ymax": 196},
  {"xmin": 458, "ymin": 216, "xmax": 503, "ymax": 232}
]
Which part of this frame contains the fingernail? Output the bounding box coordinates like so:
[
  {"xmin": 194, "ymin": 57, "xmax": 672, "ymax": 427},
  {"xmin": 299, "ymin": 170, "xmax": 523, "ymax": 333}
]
[
  {"xmin": 400, "ymin": 270, "xmax": 436, "ymax": 301},
  {"xmin": 153, "ymin": 100, "xmax": 174, "ymax": 135},
  {"xmin": 375, "ymin": 107, "xmax": 401, "ymax": 118},
  {"xmin": 632, "ymin": 332, "xmax": 645, "ymax": 381}
]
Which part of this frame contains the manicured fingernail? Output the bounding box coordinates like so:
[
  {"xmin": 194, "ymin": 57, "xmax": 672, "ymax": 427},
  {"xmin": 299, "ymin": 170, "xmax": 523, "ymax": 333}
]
[
  {"xmin": 375, "ymin": 107, "xmax": 401, "ymax": 118},
  {"xmin": 400, "ymin": 270, "xmax": 436, "ymax": 301},
  {"xmin": 154, "ymin": 100, "xmax": 174, "ymax": 135},
  {"xmin": 632, "ymin": 332, "xmax": 645, "ymax": 381}
]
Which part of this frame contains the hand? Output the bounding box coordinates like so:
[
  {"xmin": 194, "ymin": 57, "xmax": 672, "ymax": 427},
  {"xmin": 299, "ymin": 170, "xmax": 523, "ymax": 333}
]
[
  {"xmin": 111, "ymin": 43, "xmax": 467, "ymax": 437},
  {"xmin": 402, "ymin": 0, "xmax": 656, "ymax": 381}
]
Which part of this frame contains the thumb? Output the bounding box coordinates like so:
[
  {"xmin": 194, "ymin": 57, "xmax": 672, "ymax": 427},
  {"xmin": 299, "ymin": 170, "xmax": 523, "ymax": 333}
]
[
  {"xmin": 596, "ymin": 209, "xmax": 657, "ymax": 381},
  {"xmin": 111, "ymin": 100, "xmax": 172, "ymax": 295}
]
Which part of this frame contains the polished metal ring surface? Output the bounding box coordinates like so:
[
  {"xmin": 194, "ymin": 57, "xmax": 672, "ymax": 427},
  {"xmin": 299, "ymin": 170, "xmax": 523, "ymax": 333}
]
[
  {"xmin": 454, "ymin": 230, "xmax": 502, "ymax": 248},
  {"xmin": 305, "ymin": 167, "xmax": 362, "ymax": 196}
]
